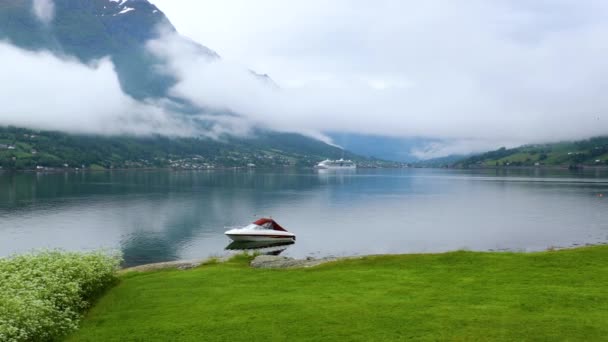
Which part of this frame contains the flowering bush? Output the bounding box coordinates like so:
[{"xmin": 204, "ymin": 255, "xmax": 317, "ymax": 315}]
[{"xmin": 0, "ymin": 250, "xmax": 122, "ymax": 342}]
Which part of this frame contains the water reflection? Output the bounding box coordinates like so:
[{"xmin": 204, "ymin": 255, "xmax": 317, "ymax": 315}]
[
  {"xmin": 225, "ymin": 241, "xmax": 295, "ymax": 256},
  {"xmin": 0, "ymin": 168, "xmax": 607, "ymax": 266}
]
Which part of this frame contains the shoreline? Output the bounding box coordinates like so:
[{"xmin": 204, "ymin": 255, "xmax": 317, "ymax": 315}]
[
  {"xmin": 444, "ymin": 165, "xmax": 608, "ymax": 171},
  {"xmin": 4, "ymin": 164, "xmax": 608, "ymax": 174},
  {"xmin": 0, "ymin": 165, "xmax": 408, "ymax": 174},
  {"xmin": 120, "ymin": 242, "xmax": 608, "ymax": 272}
]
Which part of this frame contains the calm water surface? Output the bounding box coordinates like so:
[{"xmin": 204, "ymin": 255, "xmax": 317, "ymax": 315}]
[{"xmin": 1, "ymin": 168, "xmax": 607, "ymax": 266}]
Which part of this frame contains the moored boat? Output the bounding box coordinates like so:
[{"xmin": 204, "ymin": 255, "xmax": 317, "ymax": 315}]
[{"xmin": 224, "ymin": 218, "xmax": 296, "ymax": 242}]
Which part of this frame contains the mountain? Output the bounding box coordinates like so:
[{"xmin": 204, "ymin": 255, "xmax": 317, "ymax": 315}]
[
  {"xmin": 0, "ymin": 0, "xmax": 215, "ymax": 98},
  {"xmin": 0, "ymin": 0, "xmax": 391, "ymax": 169},
  {"xmin": 452, "ymin": 137, "xmax": 608, "ymax": 168}
]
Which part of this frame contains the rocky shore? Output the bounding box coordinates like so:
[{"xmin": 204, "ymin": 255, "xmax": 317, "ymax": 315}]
[
  {"xmin": 250, "ymin": 255, "xmax": 344, "ymax": 269},
  {"xmin": 121, "ymin": 255, "xmax": 354, "ymax": 272},
  {"xmin": 121, "ymin": 242, "xmax": 608, "ymax": 273}
]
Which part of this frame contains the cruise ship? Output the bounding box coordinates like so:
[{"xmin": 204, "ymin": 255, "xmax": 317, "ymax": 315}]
[{"xmin": 315, "ymin": 158, "xmax": 357, "ymax": 169}]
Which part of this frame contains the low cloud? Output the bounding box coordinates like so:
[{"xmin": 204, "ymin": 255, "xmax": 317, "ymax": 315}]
[
  {"xmin": 4, "ymin": 1, "xmax": 608, "ymax": 159},
  {"xmin": 151, "ymin": 0, "xmax": 608, "ymax": 157},
  {"xmin": 0, "ymin": 42, "xmax": 217, "ymax": 137},
  {"xmin": 32, "ymin": 0, "xmax": 55, "ymax": 24},
  {"xmin": 410, "ymin": 140, "xmax": 518, "ymax": 160}
]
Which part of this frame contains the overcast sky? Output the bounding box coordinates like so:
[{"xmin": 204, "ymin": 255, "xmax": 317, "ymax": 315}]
[
  {"xmin": 153, "ymin": 1, "xmax": 608, "ymax": 87},
  {"xmin": 3, "ymin": 0, "xmax": 608, "ymax": 158},
  {"xmin": 151, "ymin": 0, "xmax": 608, "ymax": 156}
]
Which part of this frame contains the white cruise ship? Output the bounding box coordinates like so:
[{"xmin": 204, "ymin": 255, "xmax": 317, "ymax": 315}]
[{"xmin": 315, "ymin": 158, "xmax": 357, "ymax": 169}]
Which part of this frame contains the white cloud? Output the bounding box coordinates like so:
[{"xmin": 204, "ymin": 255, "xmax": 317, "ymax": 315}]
[
  {"xmin": 32, "ymin": 0, "xmax": 55, "ymax": 24},
  {"xmin": 3, "ymin": 1, "xmax": 608, "ymax": 158},
  {"xmin": 0, "ymin": 42, "xmax": 209, "ymax": 137},
  {"xmin": 150, "ymin": 0, "xmax": 608, "ymax": 156}
]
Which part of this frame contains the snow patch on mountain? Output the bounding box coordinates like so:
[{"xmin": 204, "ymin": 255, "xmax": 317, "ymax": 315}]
[
  {"xmin": 104, "ymin": 0, "xmax": 163, "ymax": 17},
  {"xmin": 116, "ymin": 7, "xmax": 135, "ymax": 15}
]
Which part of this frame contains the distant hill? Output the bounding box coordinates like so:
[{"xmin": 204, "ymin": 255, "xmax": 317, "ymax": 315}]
[
  {"xmin": 0, "ymin": 126, "xmax": 385, "ymax": 170},
  {"xmin": 413, "ymin": 154, "xmax": 468, "ymax": 168},
  {"xmin": 452, "ymin": 137, "xmax": 608, "ymax": 168},
  {"xmin": 328, "ymin": 133, "xmax": 438, "ymax": 162}
]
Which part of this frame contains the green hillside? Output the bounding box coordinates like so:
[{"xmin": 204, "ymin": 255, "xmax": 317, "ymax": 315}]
[
  {"xmin": 0, "ymin": 126, "xmax": 398, "ymax": 171},
  {"xmin": 454, "ymin": 137, "xmax": 608, "ymax": 168}
]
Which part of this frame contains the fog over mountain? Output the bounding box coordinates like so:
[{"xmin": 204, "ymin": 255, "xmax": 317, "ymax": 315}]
[
  {"xmin": 155, "ymin": 0, "xmax": 608, "ymax": 157},
  {"xmin": 0, "ymin": 43, "xmax": 197, "ymax": 136},
  {"xmin": 1, "ymin": 0, "xmax": 608, "ymax": 159},
  {"xmin": 32, "ymin": 0, "xmax": 54, "ymax": 24},
  {"xmin": 0, "ymin": 0, "xmax": 264, "ymax": 139}
]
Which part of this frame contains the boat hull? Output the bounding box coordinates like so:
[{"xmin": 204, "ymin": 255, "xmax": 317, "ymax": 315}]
[
  {"xmin": 226, "ymin": 234, "xmax": 295, "ymax": 243},
  {"xmin": 225, "ymin": 240, "xmax": 295, "ymax": 251}
]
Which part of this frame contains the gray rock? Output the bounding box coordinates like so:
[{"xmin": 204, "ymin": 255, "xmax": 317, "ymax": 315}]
[
  {"xmin": 250, "ymin": 255, "xmax": 339, "ymax": 269},
  {"xmin": 121, "ymin": 256, "xmax": 229, "ymax": 273}
]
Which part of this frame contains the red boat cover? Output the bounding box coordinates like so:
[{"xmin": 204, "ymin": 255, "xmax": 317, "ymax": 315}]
[{"xmin": 253, "ymin": 218, "xmax": 288, "ymax": 232}]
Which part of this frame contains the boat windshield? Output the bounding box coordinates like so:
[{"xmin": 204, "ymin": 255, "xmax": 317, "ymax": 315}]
[
  {"xmin": 250, "ymin": 218, "xmax": 288, "ymax": 232},
  {"xmin": 245, "ymin": 224, "xmax": 269, "ymax": 231}
]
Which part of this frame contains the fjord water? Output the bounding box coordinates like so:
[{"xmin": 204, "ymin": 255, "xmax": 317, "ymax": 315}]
[{"xmin": 0, "ymin": 169, "xmax": 607, "ymax": 266}]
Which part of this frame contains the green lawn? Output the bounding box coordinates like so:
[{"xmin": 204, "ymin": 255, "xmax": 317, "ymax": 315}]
[{"xmin": 68, "ymin": 247, "xmax": 608, "ymax": 341}]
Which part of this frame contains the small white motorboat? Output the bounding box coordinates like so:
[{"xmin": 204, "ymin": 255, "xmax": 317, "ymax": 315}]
[{"xmin": 225, "ymin": 218, "xmax": 296, "ymax": 242}]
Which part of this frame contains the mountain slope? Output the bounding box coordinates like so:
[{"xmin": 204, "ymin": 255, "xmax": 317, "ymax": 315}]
[
  {"xmin": 452, "ymin": 137, "xmax": 608, "ymax": 168},
  {"xmin": 0, "ymin": 0, "xmax": 214, "ymax": 98},
  {"xmin": 0, "ymin": 0, "xmax": 376, "ymax": 168},
  {"xmin": 0, "ymin": 126, "xmax": 366, "ymax": 170}
]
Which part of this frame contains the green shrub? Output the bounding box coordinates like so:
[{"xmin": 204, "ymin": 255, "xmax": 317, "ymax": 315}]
[{"xmin": 0, "ymin": 250, "xmax": 122, "ymax": 342}]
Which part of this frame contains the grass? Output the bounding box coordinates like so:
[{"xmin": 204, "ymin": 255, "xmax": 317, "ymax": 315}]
[{"xmin": 68, "ymin": 247, "xmax": 608, "ymax": 341}]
